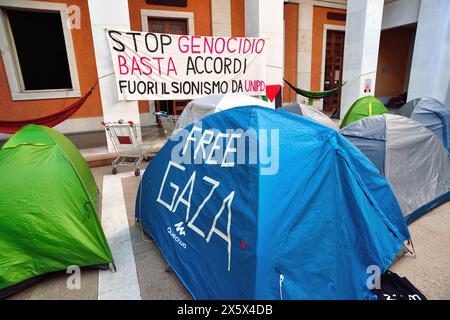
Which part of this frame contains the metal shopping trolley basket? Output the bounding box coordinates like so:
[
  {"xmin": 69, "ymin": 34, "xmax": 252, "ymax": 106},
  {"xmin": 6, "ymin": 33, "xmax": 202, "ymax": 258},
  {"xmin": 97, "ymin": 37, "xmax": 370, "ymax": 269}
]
[
  {"xmin": 154, "ymin": 112, "xmax": 180, "ymax": 138},
  {"xmin": 102, "ymin": 120, "xmax": 148, "ymax": 176}
]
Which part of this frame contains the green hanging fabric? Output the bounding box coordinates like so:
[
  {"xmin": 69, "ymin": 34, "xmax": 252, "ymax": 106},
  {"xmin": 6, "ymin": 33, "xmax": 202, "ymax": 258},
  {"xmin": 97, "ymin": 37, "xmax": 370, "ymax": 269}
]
[{"xmin": 284, "ymin": 79, "xmax": 346, "ymax": 104}]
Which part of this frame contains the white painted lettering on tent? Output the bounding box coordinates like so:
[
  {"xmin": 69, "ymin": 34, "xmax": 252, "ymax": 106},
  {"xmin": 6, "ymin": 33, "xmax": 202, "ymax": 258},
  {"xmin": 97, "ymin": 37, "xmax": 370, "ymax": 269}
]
[
  {"xmin": 187, "ymin": 176, "xmax": 220, "ymax": 238},
  {"xmin": 194, "ymin": 129, "xmax": 215, "ymax": 160},
  {"xmin": 157, "ymin": 161, "xmax": 186, "ymax": 211},
  {"xmin": 222, "ymin": 133, "xmax": 241, "ymax": 167},
  {"xmin": 180, "ymin": 126, "xmax": 243, "ymax": 167},
  {"xmin": 173, "ymin": 126, "xmax": 279, "ymax": 174},
  {"xmin": 205, "ymin": 191, "xmax": 234, "ymax": 271},
  {"xmin": 172, "ymin": 171, "xmax": 196, "ymax": 222},
  {"xmin": 205, "ymin": 132, "xmax": 229, "ymax": 165},
  {"xmin": 157, "ymin": 161, "xmax": 234, "ymax": 271}
]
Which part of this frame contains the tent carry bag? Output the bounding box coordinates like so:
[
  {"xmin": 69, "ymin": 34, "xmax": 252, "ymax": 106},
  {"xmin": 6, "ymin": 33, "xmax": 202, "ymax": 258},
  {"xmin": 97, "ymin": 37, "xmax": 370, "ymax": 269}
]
[{"xmin": 374, "ymin": 270, "xmax": 427, "ymax": 300}]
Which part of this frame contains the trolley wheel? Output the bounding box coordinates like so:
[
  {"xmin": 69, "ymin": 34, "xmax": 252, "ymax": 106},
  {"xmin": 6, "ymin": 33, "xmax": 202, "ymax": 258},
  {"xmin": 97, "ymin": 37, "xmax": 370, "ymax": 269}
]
[
  {"xmin": 134, "ymin": 168, "xmax": 141, "ymax": 176},
  {"xmin": 112, "ymin": 167, "xmax": 118, "ymax": 175}
]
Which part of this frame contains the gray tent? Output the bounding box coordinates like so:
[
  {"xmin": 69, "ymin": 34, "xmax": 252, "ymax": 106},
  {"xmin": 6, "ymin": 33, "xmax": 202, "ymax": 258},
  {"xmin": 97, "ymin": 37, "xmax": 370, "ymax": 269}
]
[
  {"xmin": 411, "ymin": 98, "xmax": 450, "ymax": 151},
  {"xmin": 340, "ymin": 114, "xmax": 450, "ymax": 224},
  {"xmin": 390, "ymin": 97, "xmax": 450, "ymax": 151},
  {"xmin": 390, "ymin": 98, "xmax": 419, "ymax": 118},
  {"xmin": 279, "ymin": 103, "xmax": 338, "ymax": 130}
]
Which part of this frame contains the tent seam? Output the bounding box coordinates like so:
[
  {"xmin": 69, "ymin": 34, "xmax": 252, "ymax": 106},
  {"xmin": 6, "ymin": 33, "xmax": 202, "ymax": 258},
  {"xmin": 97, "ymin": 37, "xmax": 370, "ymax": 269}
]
[{"xmin": 332, "ymin": 137, "xmax": 408, "ymax": 243}]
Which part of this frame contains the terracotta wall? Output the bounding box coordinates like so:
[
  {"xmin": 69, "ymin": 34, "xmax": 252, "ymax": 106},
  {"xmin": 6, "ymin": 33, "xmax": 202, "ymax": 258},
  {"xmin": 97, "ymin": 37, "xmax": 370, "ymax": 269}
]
[
  {"xmin": 310, "ymin": 6, "xmax": 346, "ymax": 92},
  {"xmin": 231, "ymin": 0, "xmax": 245, "ymax": 37},
  {"xmin": 375, "ymin": 27, "xmax": 415, "ymax": 97},
  {"xmin": 128, "ymin": 0, "xmax": 213, "ymax": 36},
  {"xmin": 128, "ymin": 0, "xmax": 213, "ymax": 114},
  {"xmin": 0, "ymin": 0, "xmax": 102, "ymax": 121},
  {"xmin": 283, "ymin": 3, "xmax": 298, "ymax": 103}
]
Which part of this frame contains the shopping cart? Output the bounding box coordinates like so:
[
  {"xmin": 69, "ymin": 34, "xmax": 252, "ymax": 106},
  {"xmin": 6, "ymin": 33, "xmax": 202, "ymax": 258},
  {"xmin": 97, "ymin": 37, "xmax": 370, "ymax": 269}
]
[
  {"xmin": 154, "ymin": 112, "xmax": 180, "ymax": 138},
  {"xmin": 101, "ymin": 120, "xmax": 148, "ymax": 176}
]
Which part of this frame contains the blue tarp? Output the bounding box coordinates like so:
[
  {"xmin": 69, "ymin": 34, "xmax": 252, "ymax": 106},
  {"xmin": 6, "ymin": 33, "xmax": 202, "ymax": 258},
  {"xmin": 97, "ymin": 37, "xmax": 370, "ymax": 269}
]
[{"xmin": 135, "ymin": 106, "xmax": 409, "ymax": 299}]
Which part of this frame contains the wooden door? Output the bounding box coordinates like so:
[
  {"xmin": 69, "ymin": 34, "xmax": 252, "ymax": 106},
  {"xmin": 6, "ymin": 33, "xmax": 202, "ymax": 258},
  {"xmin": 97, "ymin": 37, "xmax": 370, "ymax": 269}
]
[
  {"xmin": 148, "ymin": 18, "xmax": 190, "ymax": 117},
  {"xmin": 323, "ymin": 30, "xmax": 345, "ymax": 111}
]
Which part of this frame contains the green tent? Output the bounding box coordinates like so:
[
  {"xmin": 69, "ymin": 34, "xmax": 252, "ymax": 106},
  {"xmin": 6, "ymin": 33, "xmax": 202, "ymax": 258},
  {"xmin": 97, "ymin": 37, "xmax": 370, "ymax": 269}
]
[
  {"xmin": 340, "ymin": 96, "xmax": 388, "ymax": 128},
  {"xmin": 0, "ymin": 125, "xmax": 113, "ymax": 298}
]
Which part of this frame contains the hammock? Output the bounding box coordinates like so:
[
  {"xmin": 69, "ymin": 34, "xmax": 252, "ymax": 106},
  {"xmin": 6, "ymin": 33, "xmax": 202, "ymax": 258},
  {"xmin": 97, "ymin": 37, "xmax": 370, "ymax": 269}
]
[
  {"xmin": 284, "ymin": 79, "xmax": 346, "ymax": 105},
  {"xmin": 0, "ymin": 87, "xmax": 95, "ymax": 134}
]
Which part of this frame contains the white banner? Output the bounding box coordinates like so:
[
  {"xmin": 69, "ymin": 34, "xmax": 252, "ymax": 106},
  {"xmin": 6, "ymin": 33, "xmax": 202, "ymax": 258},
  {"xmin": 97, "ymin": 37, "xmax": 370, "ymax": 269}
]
[{"xmin": 106, "ymin": 30, "xmax": 267, "ymax": 100}]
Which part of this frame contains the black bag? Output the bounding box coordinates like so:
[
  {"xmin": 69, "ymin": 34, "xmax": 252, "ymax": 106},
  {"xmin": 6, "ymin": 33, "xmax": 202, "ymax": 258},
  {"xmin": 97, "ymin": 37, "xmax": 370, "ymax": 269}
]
[
  {"xmin": 373, "ymin": 270, "xmax": 427, "ymax": 300},
  {"xmin": 386, "ymin": 92, "xmax": 407, "ymax": 109}
]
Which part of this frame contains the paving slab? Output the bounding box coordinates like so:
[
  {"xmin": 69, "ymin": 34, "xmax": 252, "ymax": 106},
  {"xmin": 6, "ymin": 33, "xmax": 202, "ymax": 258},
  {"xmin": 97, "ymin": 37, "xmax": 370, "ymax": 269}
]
[
  {"xmin": 121, "ymin": 175, "xmax": 191, "ymax": 300},
  {"xmin": 390, "ymin": 202, "xmax": 450, "ymax": 299}
]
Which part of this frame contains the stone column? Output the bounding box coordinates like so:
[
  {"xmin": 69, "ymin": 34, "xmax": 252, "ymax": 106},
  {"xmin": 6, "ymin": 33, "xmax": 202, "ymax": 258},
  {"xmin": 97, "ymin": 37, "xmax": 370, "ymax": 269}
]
[
  {"xmin": 407, "ymin": 0, "xmax": 450, "ymax": 103},
  {"xmin": 245, "ymin": 0, "xmax": 284, "ymax": 105},
  {"xmin": 87, "ymin": 0, "xmax": 141, "ymax": 152},
  {"xmin": 296, "ymin": 0, "xmax": 313, "ymax": 102},
  {"xmin": 211, "ymin": 0, "xmax": 232, "ymax": 36},
  {"xmin": 340, "ymin": 0, "xmax": 384, "ymax": 119}
]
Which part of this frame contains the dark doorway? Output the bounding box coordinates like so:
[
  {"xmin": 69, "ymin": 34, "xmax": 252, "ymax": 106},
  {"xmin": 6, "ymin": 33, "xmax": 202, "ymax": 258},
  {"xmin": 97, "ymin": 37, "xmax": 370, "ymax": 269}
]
[
  {"xmin": 323, "ymin": 30, "xmax": 345, "ymax": 112},
  {"xmin": 148, "ymin": 18, "xmax": 190, "ymax": 118},
  {"xmin": 375, "ymin": 23, "xmax": 417, "ymax": 101}
]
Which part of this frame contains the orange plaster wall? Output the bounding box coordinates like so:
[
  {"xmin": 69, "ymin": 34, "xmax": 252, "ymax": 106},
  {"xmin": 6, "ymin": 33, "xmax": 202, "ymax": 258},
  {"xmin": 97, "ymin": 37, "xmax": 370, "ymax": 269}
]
[
  {"xmin": 310, "ymin": 6, "xmax": 346, "ymax": 92},
  {"xmin": 128, "ymin": 0, "xmax": 212, "ymax": 35},
  {"xmin": 0, "ymin": 0, "xmax": 102, "ymax": 121},
  {"xmin": 231, "ymin": 0, "xmax": 245, "ymax": 37},
  {"xmin": 375, "ymin": 27, "xmax": 414, "ymax": 97},
  {"xmin": 128, "ymin": 0, "xmax": 213, "ymax": 114},
  {"xmin": 283, "ymin": 3, "xmax": 299, "ymax": 103}
]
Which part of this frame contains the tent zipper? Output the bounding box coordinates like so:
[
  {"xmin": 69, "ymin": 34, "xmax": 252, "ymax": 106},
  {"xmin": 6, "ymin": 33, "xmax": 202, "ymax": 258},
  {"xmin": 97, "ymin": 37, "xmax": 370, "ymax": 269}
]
[{"xmin": 279, "ymin": 273, "xmax": 284, "ymax": 300}]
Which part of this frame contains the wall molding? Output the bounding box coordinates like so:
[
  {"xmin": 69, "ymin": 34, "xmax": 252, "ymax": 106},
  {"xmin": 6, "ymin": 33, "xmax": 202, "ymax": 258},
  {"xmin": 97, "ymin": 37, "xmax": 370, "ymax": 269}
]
[
  {"xmin": 140, "ymin": 9, "xmax": 195, "ymax": 119},
  {"xmin": 289, "ymin": 0, "xmax": 347, "ymax": 10},
  {"xmin": 140, "ymin": 9, "xmax": 195, "ymax": 34}
]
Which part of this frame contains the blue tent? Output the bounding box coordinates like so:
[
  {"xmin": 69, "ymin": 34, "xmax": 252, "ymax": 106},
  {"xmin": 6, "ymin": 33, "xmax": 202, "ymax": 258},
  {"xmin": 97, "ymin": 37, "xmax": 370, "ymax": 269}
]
[
  {"xmin": 410, "ymin": 97, "xmax": 450, "ymax": 151},
  {"xmin": 136, "ymin": 106, "xmax": 409, "ymax": 299}
]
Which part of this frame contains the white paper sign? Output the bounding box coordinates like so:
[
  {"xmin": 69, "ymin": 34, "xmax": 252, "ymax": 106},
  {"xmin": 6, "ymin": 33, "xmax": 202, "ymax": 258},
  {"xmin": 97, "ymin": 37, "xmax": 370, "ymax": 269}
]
[{"xmin": 106, "ymin": 30, "xmax": 267, "ymax": 100}]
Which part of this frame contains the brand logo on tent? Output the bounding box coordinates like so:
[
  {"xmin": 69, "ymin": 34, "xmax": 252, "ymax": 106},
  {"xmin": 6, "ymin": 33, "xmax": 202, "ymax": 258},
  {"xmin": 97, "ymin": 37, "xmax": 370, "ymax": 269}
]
[
  {"xmin": 167, "ymin": 222, "xmax": 187, "ymax": 249},
  {"xmin": 174, "ymin": 221, "xmax": 186, "ymax": 236}
]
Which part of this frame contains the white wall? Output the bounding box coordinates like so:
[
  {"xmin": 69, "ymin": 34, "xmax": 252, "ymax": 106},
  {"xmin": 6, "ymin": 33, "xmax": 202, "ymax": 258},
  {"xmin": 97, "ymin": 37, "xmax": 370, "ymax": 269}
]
[
  {"xmin": 245, "ymin": 0, "xmax": 284, "ymax": 86},
  {"xmin": 296, "ymin": 0, "xmax": 313, "ymax": 98},
  {"xmin": 87, "ymin": 0, "xmax": 141, "ymax": 152},
  {"xmin": 340, "ymin": 0, "xmax": 384, "ymax": 118},
  {"xmin": 211, "ymin": 0, "xmax": 232, "ymax": 36},
  {"xmin": 407, "ymin": 0, "xmax": 450, "ymax": 103},
  {"xmin": 381, "ymin": 0, "xmax": 420, "ymax": 30}
]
